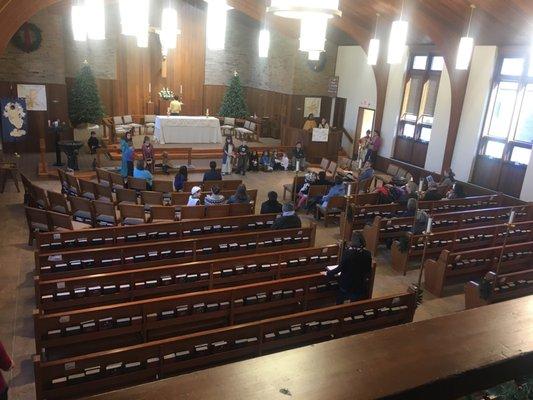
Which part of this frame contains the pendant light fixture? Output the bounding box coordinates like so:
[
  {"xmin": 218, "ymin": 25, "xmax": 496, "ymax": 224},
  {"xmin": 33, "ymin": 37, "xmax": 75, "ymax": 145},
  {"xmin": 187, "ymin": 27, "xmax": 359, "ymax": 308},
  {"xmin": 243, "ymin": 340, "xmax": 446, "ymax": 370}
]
[
  {"xmin": 367, "ymin": 13, "xmax": 380, "ymax": 66},
  {"xmin": 387, "ymin": 0, "xmax": 408, "ymax": 64},
  {"xmin": 71, "ymin": 0, "xmax": 88, "ymax": 42},
  {"xmin": 258, "ymin": 28, "xmax": 270, "ymax": 58},
  {"xmin": 161, "ymin": 1, "xmax": 180, "ymax": 51},
  {"xmin": 308, "ymin": 51, "xmax": 320, "ymax": 61},
  {"xmin": 456, "ymin": 5, "xmax": 476, "ymax": 70},
  {"xmin": 206, "ymin": 0, "xmax": 232, "ymax": 50},
  {"xmin": 86, "ymin": 0, "xmax": 106, "ymax": 40}
]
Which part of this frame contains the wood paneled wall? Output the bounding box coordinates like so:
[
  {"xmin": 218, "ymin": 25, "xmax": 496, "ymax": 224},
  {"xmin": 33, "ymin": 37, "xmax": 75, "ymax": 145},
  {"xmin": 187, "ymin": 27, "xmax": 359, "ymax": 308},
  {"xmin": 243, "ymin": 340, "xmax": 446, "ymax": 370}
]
[{"xmin": 0, "ymin": 81, "xmax": 72, "ymax": 153}]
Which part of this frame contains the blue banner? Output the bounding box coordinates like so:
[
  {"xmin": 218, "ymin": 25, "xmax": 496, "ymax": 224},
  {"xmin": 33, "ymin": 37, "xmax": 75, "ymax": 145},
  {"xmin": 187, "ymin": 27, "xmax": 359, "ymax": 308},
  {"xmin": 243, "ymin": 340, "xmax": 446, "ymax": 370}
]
[{"xmin": 1, "ymin": 97, "xmax": 28, "ymax": 143}]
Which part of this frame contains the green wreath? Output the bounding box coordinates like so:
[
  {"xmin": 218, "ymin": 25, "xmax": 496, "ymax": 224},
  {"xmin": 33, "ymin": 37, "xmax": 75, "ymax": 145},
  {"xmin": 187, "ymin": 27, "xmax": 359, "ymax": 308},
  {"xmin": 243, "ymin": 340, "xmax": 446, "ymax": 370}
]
[{"xmin": 11, "ymin": 23, "xmax": 42, "ymax": 53}]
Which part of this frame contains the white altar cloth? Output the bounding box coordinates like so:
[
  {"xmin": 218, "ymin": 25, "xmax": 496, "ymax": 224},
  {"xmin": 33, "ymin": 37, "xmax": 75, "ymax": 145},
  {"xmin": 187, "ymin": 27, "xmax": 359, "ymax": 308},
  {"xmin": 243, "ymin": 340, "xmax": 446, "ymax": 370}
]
[{"xmin": 154, "ymin": 116, "xmax": 222, "ymax": 144}]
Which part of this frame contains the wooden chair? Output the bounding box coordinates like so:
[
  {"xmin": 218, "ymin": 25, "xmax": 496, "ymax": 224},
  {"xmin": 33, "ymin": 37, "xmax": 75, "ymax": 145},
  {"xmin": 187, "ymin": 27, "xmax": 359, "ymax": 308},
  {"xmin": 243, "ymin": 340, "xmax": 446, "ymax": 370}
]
[
  {"xmin": 229, "ymin": 202, "xmax": 253, "ymax": 216},
  {"xmin": 108, "ymin": 171, "xmax": 125, "ymax": 191},
  {"xmin": 25, "ymin": 206, "xmax": 51, "ymax": 245},
  {"xmin": 19, "ymin": 173, "xmax": 32, "ymax": 204},
  {"xmin": 127, "ymin": 176, "xmax": 147, "ymax": 192},
  {"xmin": 305, "ymin": 185, "xmax": 330, "ymax": 212},
  {"xmin": 149, "ymin": 205, "xmax": 178, "ymax": 223},
  {"xmin": 180, "ymin": 205, "xmax": 206, "ymax": 220},
  {"xmin": 31, "ymin": 184, "xmax": 49, "ymax": 210},
  {"xmin": 78, "ymin": 179, "xmax": 97, "ymax": 200},
  {"xmin": 283, "ymin": 175, "xmax": 305, "ymax": 201},
  {"xmin": 65, "ymin": 173, "xmax": 80, "ymax": 196},
  {"xmin": 326, "ymin": 161, "xmax": 338, "ymax": 179},
  {"xmin": 68, "ymin": 196, "xmax": 94, "ymax": 226},
  {"xmin": 47, "ymin": 210, "xmax": 74, "ymax": 231},
  {"xmin": 119, "ymin": 203, "xmax": 147, "ymax": 225},
  {"xmin": 95, "ymin": 183, "xmax": 114, "ymax": 203},
  {"xmin": 56, "ymin": 169, "xmax": 70, "ymax": 195},
  {"xmin": 46, "ymin": 191, "xmax": 69, "ymax": 214},
  {"xmin": 315, "ymin": 196, "xmax": 347, "ymax": 227},
  {"xmin": 93, "ymin": 200, "xmax": 119, "ymax": 226},
  {"xmin": 116, "ymin": 188, "xmax": 137, "ymax": 205},
  {"xmin": 308, "ymin": 158, "xmax": 330, "ymax": 174},
  {"xmin": 95, "ymin": 168, "xmax": 111, "ymax": 187},
  {"xmin": 205, "ymin": 204, "xmax": 230, "ymax": 218},
  {"xmin": 141, "ymin": 191, "xmax": 164, "ymax": 211}
]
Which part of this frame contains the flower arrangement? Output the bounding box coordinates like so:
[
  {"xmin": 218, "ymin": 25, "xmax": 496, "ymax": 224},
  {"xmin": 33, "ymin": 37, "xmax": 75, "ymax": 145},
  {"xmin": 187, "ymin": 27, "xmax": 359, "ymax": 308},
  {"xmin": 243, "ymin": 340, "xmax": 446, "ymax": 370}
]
[{"xmin": 159, "ymin": 87, "xmax": 175, "ymax": 101}]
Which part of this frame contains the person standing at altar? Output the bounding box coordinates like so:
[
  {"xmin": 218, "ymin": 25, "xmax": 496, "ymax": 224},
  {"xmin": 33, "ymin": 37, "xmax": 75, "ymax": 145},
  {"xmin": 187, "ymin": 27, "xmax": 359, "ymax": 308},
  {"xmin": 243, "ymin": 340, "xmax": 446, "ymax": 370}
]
[
  {"xmin": 236, "ymin": 140, "xmax": 250, "ymax": 176},
  {"xmin": 302, "ymin": 113, "xmax": 317, "ymax": 132},
  {"xmin": 169, "ymin": 95, "xmax": 183, "ymax": 116},
  {"xmin": 142, "ymin": 136, "xmax": 155, "ymax": 173},
  {"xmin": 222, "ymin": 136, "xmax": 234, "ymax": 175},
  {"xmin": 318, "ymin": 117, "xmax": 330, "ymax": 129}
]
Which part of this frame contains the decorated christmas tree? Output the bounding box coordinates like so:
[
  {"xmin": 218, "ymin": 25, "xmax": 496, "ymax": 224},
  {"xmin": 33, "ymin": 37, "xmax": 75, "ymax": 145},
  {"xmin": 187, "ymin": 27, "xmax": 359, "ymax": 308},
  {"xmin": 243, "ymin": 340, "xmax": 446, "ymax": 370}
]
[
  {"xmin": 219, "ymin": 71, "xmax": 248, "ymax": 118},
  {"xmin": 68, "ymin": 63, "xmax": 105, "ymax": 126}
]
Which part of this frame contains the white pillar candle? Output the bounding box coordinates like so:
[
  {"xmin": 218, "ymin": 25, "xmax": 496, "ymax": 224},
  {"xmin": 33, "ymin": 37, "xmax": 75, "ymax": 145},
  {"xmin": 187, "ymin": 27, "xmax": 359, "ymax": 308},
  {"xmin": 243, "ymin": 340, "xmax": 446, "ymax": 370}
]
[
  {"xmin": 419, "ymin": 178, "xmax": 424, "ymax": 192},
  {"xmin": 206, "ymin": 108, "xmax": 209, "ymax": 116},
  {"xmin": 180, "ymin": 84, "xmax": 183, "ymax": 94},
  {"xmin": 508, "ymin": 211, "xmax": 515, "ymax": 224},
  {"xmin": 358, "ymin": 158, "xmax": 362, "ymax": 169},
  {"xmin": 346, "ymin": 182, "xmax": 352, "ymax": 197},
  {"xmin": 426, "ymin": 217, "xmax": 433, "ymax": 234},
  {"xmin": 148, "ymin": 83, "xmax": 151, "ymax": 93},
  {"xmin": 296, "ymin": 160, "xmax": 300, "ymax": 172}
]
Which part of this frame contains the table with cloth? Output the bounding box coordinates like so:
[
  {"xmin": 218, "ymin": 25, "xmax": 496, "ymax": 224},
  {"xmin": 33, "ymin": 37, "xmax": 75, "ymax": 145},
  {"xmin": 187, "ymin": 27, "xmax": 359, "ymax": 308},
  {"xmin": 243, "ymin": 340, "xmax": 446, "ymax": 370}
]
[{"xmin": 154, "ymin": 116, "xmax": 222, "ymax": 144}]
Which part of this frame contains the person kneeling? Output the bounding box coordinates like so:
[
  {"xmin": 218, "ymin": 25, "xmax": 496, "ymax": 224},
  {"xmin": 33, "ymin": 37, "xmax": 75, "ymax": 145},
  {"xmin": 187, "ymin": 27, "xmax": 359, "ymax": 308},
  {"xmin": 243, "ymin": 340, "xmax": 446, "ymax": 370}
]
[
  {"xmin": 325, "ymin": 232, "xmax": 372, "ymax": 304},
  {"xmin": 272, "ymin": 203, "xmax": 301, "ymax": 229}
]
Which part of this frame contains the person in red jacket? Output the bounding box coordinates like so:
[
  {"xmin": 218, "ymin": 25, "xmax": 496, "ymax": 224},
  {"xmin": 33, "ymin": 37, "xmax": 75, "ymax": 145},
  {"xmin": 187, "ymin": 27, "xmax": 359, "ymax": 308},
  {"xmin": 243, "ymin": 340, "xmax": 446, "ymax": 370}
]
[{"xmin": 0, "ymin": 341, "xmax": 13, "ymax": 400}]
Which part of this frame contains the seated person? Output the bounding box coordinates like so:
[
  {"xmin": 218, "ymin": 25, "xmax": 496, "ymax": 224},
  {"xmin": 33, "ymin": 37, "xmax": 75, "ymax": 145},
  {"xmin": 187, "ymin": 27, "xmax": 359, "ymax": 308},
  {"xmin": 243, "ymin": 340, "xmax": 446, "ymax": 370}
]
[
  {"xmin": 439, "ymin": 168, "xmax": 456, "ymax": 189},
  {"xmin": 203, "ymin": 161, "xmax": 222, "ymax": 181},
  {"xmin": 271, "ymin": 150, "xmax": 284, "ymax": 171},
  {"xmin": 291, "ymin": 142, "xmax": 306, "ymax": 170},
  {"xmin": 325, "ymin": 232, "xmax": 372, "ymax": 304},
  {"xmin": 174, "ymin": 165, "xmax": 188, "ymax": 191},
  {"xmin": 187, "ymin": 186, "xmax": 201, "ymax": 206},
  {"xmin": 227, "ymin": 184, "xmax": 250, "ymax": 204},
  {"xmin": 316, "ymin": 170, "xmax": 332, "ymax": 186},
  {"xmin": 422, "ymin": 181, "xmax": 443, "ymax": 201},
  {"xmin": 88, "ymin": 131, "xmax": 100, "ymax": 154},
  {"xmin": 403, "ymin": 198, "xmax": 418, "ymax": 217},
  {"xmin": 272, "ymin": 202, "xmax": 301, "ymax": 229},
  {"xmin": 133, "ymin": 160, "xmax": 153, "ymax": 189},
  {"xmin": 261, "ymin": 191, "xmax": 283, "ymax": 214},
  {"xmin": 260, "ymin": 150, "xmax": 272, "ymax": 171},
  {"xmin": 302, "ymin": 113, "xmax": 317, "ymax": 131},
  {"xmin": 398, "ymin": 181, "xmax": 419, "ymax": 205},
  {"xmin": 321, "ymin": 175, "xmax": 347, "ymax": 208},
  {"xmin": 248, "ymin": 151, "xmax": 259, "ymax": 172},
  {"xmin": 357, "ymin": 161, "xmax": 374, "ymax": 182},
  {"xmin": 204, "ymin": 185, "xmax": 225, "ymax": 206},
  {"xmin": 446, "ymin": 182, "xmax": 465, "ymax": 199},
  {"xmin": 296, "ymin": 172, "xmax": 317, "ymax": 210}
]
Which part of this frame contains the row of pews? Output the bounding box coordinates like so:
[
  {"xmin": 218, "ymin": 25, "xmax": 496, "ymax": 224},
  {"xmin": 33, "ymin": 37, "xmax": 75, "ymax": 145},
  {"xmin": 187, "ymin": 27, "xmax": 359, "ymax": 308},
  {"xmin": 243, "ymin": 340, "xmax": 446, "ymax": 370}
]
[{"xmin": 31, "ymin": 212, "xmax": 417, "ymax": 400}]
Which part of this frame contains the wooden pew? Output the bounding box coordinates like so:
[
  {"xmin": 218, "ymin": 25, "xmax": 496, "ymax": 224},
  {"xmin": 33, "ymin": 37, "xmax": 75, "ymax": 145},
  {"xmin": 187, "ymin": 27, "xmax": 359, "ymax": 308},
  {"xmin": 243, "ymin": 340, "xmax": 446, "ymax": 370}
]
[
  {"xmin": 464, "ymin": 269, "xmax": 533, "ymax": 309},
  {"xmin": 343, "ymin": 194, "xmax": 504, "ymax": 237},
  {"xmin": 35, "ymin": 214, "xmax": 279, "ymax": 253},
  {"xmin": 35, "ymin": 246, "xmax": 341, "ymax": 312},
  {"xmin": 171, "ymin": 189, "xmax": 258, "ymax": 208},
  {"xmin": 183, "ymin": 180, "xmax": 242, "ymax": 192},
  {"xmin": 424, "ymin": 241, "xmax": 533, "ymax": 297},
  {"xmin": 33, "ymin": 291, "xmax": 416, "ymax": 400},
  {"xmin": 390, "ymin": 221, "xmax": 533, "ymax": 275},
  {"xmin": 35, "ymin": 225, "xmax": 317, "ymax": 280},
  {"xmin": 35, "ymin": 272, "xmax": 369, "ymax": 360},
  {"xmin": 362, "ymin": 205, "xmax": 533, "ymax": 256}
]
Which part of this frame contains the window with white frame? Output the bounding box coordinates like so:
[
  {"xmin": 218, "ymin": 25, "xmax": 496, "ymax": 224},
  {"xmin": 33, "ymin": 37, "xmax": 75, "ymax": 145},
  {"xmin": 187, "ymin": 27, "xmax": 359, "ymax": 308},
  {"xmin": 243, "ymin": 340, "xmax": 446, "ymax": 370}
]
[
  {"xmin": 397, "ymin": 55, "xmax": 443, "ymax": 142},
  {"xmin": 479, "ymin": 53, "xmax": 533, "ymax": 165}
]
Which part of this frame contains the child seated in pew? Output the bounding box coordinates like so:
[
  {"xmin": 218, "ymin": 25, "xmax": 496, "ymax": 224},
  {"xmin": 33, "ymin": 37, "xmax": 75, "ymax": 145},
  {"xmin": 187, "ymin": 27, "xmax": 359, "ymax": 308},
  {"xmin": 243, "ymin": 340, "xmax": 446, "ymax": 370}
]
[
  {"xmin": 133, "ymin": 160, "xmax": 153, "ymax": 189},
  {"xmin": 295, "ymin": 172, "xmax": 317, "ymax": 210},
  {"xmin": 205, "ymin": 185, "xmax": 225, "ymax": 206},
  {"xmin": 187, "ymin": 186, "xmax": 202, "ymax": 206},
  {"xmin": 260, "ymin": 150, "xmax": 272, "ymax": 171},
  {"xmin": 227, "ymin": 184, "xmax": 250, "ymax": 204},
  {"xmin": 174, "ymin": 165, "xmax": 188, "ymax": 191}
]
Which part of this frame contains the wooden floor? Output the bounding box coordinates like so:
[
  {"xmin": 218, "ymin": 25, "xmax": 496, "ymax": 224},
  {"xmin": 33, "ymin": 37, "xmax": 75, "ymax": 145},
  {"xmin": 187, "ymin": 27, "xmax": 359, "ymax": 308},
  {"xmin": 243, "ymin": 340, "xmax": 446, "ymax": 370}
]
[{"xmin": 0, "ymin": 162, "xmax": 465, "ymax": 400}]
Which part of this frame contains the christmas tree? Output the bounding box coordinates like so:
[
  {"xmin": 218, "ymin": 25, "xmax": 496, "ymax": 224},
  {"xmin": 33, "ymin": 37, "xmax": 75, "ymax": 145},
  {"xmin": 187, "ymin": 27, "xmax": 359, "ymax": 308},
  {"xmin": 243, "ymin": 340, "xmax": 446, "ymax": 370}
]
[
  {"xmin": 219, "ymin": 71, "xmax": 248, "ymax": 118},
  {"xmin": 68, "ymin": 63, "xmax": 105, "ymax": 126}
]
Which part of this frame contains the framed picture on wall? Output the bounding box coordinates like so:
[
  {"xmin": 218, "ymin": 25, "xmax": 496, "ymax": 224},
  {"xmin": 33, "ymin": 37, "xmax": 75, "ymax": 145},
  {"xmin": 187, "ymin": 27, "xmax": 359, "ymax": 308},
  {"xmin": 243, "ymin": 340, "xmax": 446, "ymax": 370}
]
[
  {"xmin": 17, "ymin": 84, "xmax": 47, "ymax": 111},
  {"xmin": 312, "ymin": 128, "xmax": 329, "ymax": 142},
  {"xmin": 303, "ymin": 97, "xmax": 321, "ymax": 118}
]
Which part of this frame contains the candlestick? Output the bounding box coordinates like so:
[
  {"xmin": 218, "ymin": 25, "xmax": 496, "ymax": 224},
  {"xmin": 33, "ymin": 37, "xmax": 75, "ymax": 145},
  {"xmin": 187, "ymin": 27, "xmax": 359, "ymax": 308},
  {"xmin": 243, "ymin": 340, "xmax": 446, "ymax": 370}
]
[
  {"xmin": 426, "ymin": 217, "xmax": 433, "ymax": 234},
  {"xmin": 346, "ymin": 182, "xmax": 352, "ymax": 197},
  {"xmin": 508, "ymin": 211, "xmax": 515, "ymax": 225},
  {"xmin": 296, "ymin": 160, "xmax": 300, "ymax": 172},
  {"xmin": 206, "ymin": 108, "xmax": 210, "ymax": 116},
  {"xmin": 418, "ymin": 178, "xmax": 424, "ymax": 193},
  {"xmin": 148, "ymin": 83, "xmax": 152, "ymax": 93},
  {"xmin": 358, "ymin": 158, "xmax": 362, "ymax": 169},
  {"xmin": 180, "ymin": 84, "xmax": 183, "ymax": 94}
]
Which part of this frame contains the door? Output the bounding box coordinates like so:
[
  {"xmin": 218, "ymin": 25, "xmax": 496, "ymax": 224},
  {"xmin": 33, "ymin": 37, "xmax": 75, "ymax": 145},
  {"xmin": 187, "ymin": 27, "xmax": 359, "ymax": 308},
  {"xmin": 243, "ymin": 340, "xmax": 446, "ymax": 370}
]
[{"xmin": 353, "ymin": 107, "xmax": 375, "ymax": 158}]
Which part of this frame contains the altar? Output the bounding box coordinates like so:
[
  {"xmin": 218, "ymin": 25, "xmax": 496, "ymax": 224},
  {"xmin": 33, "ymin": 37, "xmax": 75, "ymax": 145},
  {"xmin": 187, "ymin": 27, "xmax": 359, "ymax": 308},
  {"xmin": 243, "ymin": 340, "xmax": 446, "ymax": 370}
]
[{"xmin": 154, "ymin": 116, "xmax": 222, "ymax": 144}]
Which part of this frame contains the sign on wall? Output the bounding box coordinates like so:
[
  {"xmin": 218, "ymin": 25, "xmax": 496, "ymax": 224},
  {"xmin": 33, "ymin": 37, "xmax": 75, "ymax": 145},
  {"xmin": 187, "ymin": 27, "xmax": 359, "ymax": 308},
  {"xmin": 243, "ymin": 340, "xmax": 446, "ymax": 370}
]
[
  {"xmin": 328, "ymin": 76, "xmax": 339, "ymax": 97},
  {"xmin": 303, "ymin": 97, "xmax": 321, "ymax": 118},
  {"xmin": 312, "ymin": 127, "xmax": 329, "ymax": 142},
  {"xmin": 17, "ymin": 84, "xmax": 47, "ymax": 111},
  {"xmin": 1, "ymin": 98, "xmax": 28, "ymax": 142}
]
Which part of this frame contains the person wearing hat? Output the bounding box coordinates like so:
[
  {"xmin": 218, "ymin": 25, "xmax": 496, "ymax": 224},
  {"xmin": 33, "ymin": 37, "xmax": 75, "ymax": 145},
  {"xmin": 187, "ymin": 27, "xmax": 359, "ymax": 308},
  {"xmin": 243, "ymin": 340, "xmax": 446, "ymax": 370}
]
[
  {"xmin": 187, "ymin": 186, "xmax": 202, "ymax": 206},
  {"xmin": 272, "ymin": 202, "xmax": 301, "ymax": 230},
  {"xmin": 325, "ymin": 232, "xmax": 373, "ymax": 304}
]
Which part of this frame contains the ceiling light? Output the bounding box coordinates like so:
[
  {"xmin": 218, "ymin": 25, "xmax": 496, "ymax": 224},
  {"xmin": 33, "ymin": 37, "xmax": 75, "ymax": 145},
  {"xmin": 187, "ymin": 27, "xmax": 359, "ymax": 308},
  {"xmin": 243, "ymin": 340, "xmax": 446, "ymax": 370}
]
[
  {"xmin": 456, "ymin": 5, "xmax": 476, "ymax": 70},
  {"xmin": 206, "ymin": 0, "xmax": 232, "ymax": 50},
  {"xmin": 85, "ymin": 0, "xmax": 106, "ymax": 40},
  {"xmin": 71, "ymin": 2, "xmax": 87, "ymax": 42},
  {"xmin": 387, "ymin": 20, "xmax": 408, "ymax": 64},
  {"xmin": 136, "ymin": 0, "xmax": 150, "ymax": 48},
  {"xmin": 161, "ymin": 6, "xmax": 180, "ymax": 50},
  {"xmin": 259, "ymin": 29, "xmax": 270, "ymax": 58},
  {"xmin": 299, "ymin": 15, "xmax": 328, "ymax": 53},
  {"xmin": 367, "ymin": 14, "xmax": 380, "ymax": 66},
  {"xmin": 119, "ymin": 0, "xmax": 137, "ymax": 36},
  {"xmin": 267, "ymin": 0, "xmax": 341, "ymax": 19}
]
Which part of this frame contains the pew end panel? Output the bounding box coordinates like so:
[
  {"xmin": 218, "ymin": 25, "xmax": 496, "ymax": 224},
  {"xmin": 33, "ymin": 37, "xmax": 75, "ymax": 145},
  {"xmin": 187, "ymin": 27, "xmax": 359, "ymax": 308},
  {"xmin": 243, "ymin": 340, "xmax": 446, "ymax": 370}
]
[
  {"xmin": 423, "ymin": 252, "xmax": 449, "ymax": 297},
  {"xmin": 464, "ymin": 282, "xmax": 488, "ymax": 310},
  {"xmin": 391, "ymin": 239, "xmax": 410, "ymax": 276},
  {"xmin": 362, "ymin": 216, "xmax": 381, "ymax": 256}
]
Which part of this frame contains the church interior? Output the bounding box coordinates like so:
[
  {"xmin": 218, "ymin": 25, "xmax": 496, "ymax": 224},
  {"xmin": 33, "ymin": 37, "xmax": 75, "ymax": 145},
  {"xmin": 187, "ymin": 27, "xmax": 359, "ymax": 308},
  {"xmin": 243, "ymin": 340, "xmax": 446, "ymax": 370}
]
[{"xmin": 0, "ymin": 0, "xmax": 532, "ymax": 399}]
